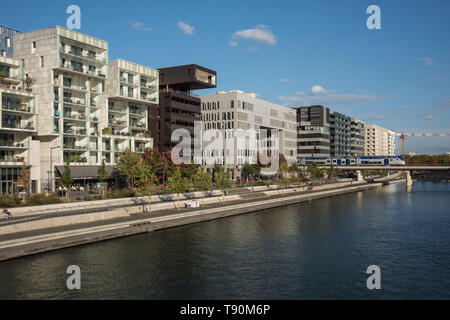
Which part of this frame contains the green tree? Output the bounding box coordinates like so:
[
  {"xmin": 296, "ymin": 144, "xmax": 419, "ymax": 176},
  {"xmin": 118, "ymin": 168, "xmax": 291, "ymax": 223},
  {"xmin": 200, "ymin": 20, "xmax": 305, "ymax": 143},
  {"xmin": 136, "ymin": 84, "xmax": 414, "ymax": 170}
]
[
  {"xmin": 60, "ymin": 164, "xmax": 73, "ymax": 197},
  {"xmin": 278, "ymin": 160, "xmax": 290, "ymax": 192},
  {"xmin": 117, "ymin": 150, "xmax": 141, "ymax": 188},
  {"xmin": 135, "ymin": 159, "xmax": 158, "ymax": 213},
  {"xmin": 242, "ymin": 163, "xmax": 259, "ymax": 184},
  {"xmin": 214, "ymin": 165, "xmax": 231, "ymax": 203},
  {"xmin": 307, "ymin": 162, "xmax": 323, "ymax": 179},
  {"xmin": 167, "ymin": 166, "xmax": 189, "ymax": 211},
  {"xmin": 326, "ymin": 164, "xmax": 338, "ymax": 180},
  {"xmin": 23, "ymin": 75, "xmax": 35, "ymax": 90},
  {"xmin": 192, "ymin": 166, "xmax": 212, "ymax": 207},
  {"xmin": 97, "ymin": 159, "xmax": 110, "ymax": 197}
]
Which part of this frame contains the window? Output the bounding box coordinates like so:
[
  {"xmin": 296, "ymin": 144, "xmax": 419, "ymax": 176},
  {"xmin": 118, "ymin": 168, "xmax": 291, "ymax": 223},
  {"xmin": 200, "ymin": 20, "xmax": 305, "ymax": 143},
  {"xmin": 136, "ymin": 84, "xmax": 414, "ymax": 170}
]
[
  {"xmin": 1, "ymin": 50, "xmax": 5, "ymax": 57},
  {"xmin": 5, "ymin": 37, "xmax": 10, "ymax": 48},
  {"xmin": 40, "ymin": 56, "xmax": 44, "ymax": 68},
  {"xmin": 21, "ymin": 59, "xmax": 25, "ymax": 68},
  {"xmin": 31, "ymin": 41, "xmax": 36, "ymax": 54}
]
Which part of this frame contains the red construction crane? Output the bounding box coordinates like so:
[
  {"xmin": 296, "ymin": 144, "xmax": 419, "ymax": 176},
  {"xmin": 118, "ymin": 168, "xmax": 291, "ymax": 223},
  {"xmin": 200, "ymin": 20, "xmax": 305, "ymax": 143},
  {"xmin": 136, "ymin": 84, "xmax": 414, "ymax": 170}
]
[{"xmin": 396, "ymin": 132, "xmax": 450, "ymax": 157}]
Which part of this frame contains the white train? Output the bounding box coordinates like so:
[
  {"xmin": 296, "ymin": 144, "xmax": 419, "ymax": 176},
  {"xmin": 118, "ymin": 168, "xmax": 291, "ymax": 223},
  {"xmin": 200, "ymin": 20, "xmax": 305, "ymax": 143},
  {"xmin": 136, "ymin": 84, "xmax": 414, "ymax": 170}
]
[{"xmin": 298, "ymin": 156, "xmax": 406, "ymax": 166}]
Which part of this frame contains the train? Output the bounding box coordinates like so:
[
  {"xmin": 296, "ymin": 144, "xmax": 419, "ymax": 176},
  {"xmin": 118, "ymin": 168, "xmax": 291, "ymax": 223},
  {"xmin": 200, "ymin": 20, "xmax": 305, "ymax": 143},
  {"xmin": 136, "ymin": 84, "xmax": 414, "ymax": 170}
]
[{"xmin": 298, "ymin": 156, "xmax": 406, "ymax": 166}]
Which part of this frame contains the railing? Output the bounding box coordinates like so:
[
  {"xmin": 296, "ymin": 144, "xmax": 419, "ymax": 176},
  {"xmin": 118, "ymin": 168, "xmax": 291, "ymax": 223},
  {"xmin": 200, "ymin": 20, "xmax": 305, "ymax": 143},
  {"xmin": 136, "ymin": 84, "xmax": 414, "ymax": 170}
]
[
  {"xmin": 0, "ymin": 141, "xmax": 26, "ymax": 148},
  {"xmin": 2, "ymin": 122, "xmax": 35, "ymax": 130},
  {"xmin": 63, "ymin": 113, "xmax": 86, "ymax": 120},
  {"xmin": 2, "ymin": 103, "xmax": 32, "ymax": 113},
  {"xmin": 0, "ymin": 156, "xmax": 25, "ymax": 163}
]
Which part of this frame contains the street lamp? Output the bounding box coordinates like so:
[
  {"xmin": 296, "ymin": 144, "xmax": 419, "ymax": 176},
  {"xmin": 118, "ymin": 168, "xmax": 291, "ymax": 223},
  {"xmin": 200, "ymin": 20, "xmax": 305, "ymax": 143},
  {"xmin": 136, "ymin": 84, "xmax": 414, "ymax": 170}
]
[{"xmin": 49, "ymin": 146, "xmax": 60, "ymax": 193}]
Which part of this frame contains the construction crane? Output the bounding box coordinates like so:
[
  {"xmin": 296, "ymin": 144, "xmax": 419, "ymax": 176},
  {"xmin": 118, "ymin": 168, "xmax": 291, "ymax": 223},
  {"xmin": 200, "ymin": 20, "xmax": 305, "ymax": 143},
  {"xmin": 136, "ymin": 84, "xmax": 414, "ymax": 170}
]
[{"xmin": 396, "ymin": 132, "xmax": 450, "ymax": 157}]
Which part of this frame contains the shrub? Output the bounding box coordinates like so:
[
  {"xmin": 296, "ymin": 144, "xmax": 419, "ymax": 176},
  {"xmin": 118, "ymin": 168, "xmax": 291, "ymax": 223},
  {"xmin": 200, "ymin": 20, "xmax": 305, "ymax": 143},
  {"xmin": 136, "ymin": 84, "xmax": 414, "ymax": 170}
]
[
  {"xmin": 26, "ymin": 194, "xmax": 64, "ymax": 206},
  {"xmin": 0, "ymin": 195, "xmax": 21, "ymax": 208}
]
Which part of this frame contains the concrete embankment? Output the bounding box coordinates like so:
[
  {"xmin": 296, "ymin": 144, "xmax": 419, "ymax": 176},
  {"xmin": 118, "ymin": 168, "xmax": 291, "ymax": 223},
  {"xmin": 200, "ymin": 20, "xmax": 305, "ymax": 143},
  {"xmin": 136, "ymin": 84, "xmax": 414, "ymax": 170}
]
[
  {"xmin": 0, "ymin": 180, "xmax": 397, "ymax": 262},
  {"xmin": 0, "ymin": 180, "xmax": 364, "ymax": 235}
]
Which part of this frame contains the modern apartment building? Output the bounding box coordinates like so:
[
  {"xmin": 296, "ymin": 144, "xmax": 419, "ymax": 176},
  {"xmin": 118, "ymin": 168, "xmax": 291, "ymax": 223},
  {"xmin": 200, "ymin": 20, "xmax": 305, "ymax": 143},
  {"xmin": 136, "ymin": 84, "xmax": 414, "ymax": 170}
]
[
  {"xmin": 330, "ymin": 112, "xmax": 352, "ymax": 157},
  {"xmin": 104, "ymin": 59, "xmax": 158, "ymax": 163},
  {"xmin": 200, "ymin": 90, "xmax": 297, "ymax": 172},
  {"xmin": 0, "ymin": 56, "xmax": 40, "ymax": 194},
  {"xmin": 350, "ymin": 118, "xmax": 365, "ymax": 157},
  {"xmin": 151, "ymin": 64, "xmax": 216, "ymax": 153},
  {"xmin": 13, "ymin": 26, "xmax": 111, "ymax": 190},
  {"xmin": 0, "ymin": 26, "xmax": 21, "ymax": 58},
  {"xmin": 296, "ymin": 105, "xmax": 331, "ymax": 158},
  {"xmin": 365, "ymin": 124, "xmax": 396, "ymax": 156}
]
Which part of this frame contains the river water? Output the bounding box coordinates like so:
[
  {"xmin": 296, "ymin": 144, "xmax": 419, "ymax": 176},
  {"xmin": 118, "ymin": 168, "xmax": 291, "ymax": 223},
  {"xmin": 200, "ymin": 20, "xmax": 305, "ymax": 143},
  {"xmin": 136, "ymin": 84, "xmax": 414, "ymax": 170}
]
[{"xmin": 0, "ymin": 182, "xmax": 449, "ymax": 299}]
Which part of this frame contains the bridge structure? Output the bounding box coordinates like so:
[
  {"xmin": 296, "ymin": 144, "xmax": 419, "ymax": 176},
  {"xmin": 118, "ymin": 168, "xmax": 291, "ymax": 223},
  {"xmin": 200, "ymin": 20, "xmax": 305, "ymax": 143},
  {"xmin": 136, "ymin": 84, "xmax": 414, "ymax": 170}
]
[{"xmin": 300, "ymin": 165, "xmax": 450, "ymax": 188}]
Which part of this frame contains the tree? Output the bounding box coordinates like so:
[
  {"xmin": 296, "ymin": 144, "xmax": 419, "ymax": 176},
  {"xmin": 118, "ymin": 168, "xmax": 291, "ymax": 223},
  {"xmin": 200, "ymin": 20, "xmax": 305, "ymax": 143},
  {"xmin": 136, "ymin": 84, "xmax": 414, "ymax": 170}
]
[
  {"xmin": 278, "ymin": 160, "xmax": 290, "ymax": 192},
  {"xmin": 135, "ymin": 159, "xmax": 158, "ymax": 213},
  {"xmin": 242, "ymin": 163, "xmax": 259, "ymax": 184},
  {"xmin": 307, "ymin": 162, "xmax": 323, "ymax": 179},
  {"xmin": 167, "ymin": 166, "xmax": 189, "ymax": 211},
  {"xmin": 23, "ymin": 75, "xmax": 35, "ymax": 90},
  {"xmin": 17, "ymin": 163, "xmax": 31, "ymax": 198},
  {"xmin": 192, "ymin": 166, "xmax": 212, "ymax": 207},
  {"xmin": 326, "ymin": 165, "xmax": 338, "ymax": 180},
  {"xmin": 60, "ymin": 164, "xmax": 73, "ymax": 197},
  {"xmin": 97, "ymin": 159, "xmax": 110, "ymax": 197},
  {"xmin": 116, "ymin": 150, "xmax": 140, "ymax": 188},
  {"xmin": 214, "ymin": 165, "xmax": 231, "ymax": 203}
]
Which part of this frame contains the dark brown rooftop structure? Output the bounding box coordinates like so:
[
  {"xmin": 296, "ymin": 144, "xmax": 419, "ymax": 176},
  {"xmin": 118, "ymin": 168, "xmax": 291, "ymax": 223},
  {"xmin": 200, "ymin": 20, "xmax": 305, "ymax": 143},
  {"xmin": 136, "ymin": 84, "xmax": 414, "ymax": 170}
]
[{"xmin": 149, "ymin": 64, "xmax": 217, "ymax": 153}]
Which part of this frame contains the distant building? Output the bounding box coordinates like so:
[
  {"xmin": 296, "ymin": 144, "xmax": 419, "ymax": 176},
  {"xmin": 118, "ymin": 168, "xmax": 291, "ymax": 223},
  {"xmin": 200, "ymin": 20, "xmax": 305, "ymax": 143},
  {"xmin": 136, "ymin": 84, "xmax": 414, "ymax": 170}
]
[
  {"xmin": 296, "ymin": 105, "xmax": 331, "ymax": 158},
  {"xmin": 151, "ymin": 64, "xmax": 216, "ymax": 153},
  {"xmin": 365, "ymin": 124, "xmax": 396, "ymax": 156},
  {"xmin": 0, "ymin": 26, "xmax": 21, "ymax": 58},
  {"xmin": 200, "ymin": 90, "xmax": 297, "ymax": 172}
]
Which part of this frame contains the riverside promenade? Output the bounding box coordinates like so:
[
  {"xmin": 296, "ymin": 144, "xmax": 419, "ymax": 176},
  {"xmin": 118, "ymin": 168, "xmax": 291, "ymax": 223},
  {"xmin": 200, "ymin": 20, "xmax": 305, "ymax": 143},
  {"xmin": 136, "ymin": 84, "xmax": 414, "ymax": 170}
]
[{"xmin": 0, "ymin": 177, "xmax": 405, "ymax": 261}]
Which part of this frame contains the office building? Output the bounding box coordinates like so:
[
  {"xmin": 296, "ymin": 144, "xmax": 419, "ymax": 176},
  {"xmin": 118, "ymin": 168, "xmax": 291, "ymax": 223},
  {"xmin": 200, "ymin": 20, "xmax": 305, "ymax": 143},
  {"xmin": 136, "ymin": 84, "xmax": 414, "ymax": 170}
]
[
  {"xmin": 200, "ymin": 90, "xmax": 297, "ymax": 172},
  {"xmin": 151, "ymin": 64, "xmax": 216, "ymax": 153},
  {"xmin": 296, "ymin": 105, "xmax": 331, "ymax": 158},
  {"xmin": 330, "ymin": 112, "xmax": 352, "ymax": 157}
]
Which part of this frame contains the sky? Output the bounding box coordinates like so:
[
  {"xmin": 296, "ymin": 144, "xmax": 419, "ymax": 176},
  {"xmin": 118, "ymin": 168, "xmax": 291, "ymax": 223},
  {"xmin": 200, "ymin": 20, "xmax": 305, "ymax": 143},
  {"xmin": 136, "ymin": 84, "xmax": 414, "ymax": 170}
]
[{"xmin": 3, "ymin": 0, "xmax": 450, "ymax": 153}]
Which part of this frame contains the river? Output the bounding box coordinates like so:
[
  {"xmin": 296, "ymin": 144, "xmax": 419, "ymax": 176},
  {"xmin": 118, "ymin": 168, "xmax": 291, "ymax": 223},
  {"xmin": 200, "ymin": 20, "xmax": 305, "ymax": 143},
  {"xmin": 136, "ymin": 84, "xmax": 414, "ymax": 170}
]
[{"xmin": 0, "ymin": 182, "xmax": 449, "ymax": 299}]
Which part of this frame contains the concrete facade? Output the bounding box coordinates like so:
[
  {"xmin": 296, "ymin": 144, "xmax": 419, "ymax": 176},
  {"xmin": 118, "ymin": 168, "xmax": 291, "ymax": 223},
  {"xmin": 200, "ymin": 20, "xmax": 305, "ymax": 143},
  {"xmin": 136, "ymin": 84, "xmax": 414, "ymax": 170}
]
[
  {"xmin": 200, "ymin": 90, "xmax": 297, "ymax": 171},
  {"xmin": 104, "ymin": 59, "xmax": 158, "ymax": 163},
  {"xmin": 365, "ymin": 124, "xmax": 396, "ymax": 156},
  {"xmin": 0, "ymin": 55, "xmax": 40, "ymax": 194}
]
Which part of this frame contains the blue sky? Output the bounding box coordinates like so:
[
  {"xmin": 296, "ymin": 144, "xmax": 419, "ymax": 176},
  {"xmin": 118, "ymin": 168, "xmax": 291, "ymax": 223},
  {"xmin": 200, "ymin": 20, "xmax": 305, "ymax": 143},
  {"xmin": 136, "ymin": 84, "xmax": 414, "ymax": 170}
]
[{"xmin": 3, "ymin": 0, "xmax": 450, "ymax": 153}]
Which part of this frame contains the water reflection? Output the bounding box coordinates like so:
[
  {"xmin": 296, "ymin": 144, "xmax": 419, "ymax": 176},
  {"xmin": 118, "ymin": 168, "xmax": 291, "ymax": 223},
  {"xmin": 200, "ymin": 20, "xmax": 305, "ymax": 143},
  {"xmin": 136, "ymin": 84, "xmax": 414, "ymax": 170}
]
[{"xmin": 0, "ymin": 182, "xmax": 449, "ymax": 299}]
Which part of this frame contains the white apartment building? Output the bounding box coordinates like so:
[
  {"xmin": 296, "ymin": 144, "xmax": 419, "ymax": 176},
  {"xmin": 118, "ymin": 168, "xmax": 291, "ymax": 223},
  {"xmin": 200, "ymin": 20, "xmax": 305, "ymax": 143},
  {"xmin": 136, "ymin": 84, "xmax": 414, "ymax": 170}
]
[
  {"xmin": 0, "ymin": 56, "xmax": 40, "ymax": 194},
  {"xmin": 200, "ymin": 90, "xmax": 297, "ymax": 173},
  {"xmin": 104, "ymin": 59, "xmax": 158, "ymax": 164},
  {"xmin": 13, "ymin": 26, "xmax": 157, "ymax": 191},
  {"xmin": 365, "ymin": 124, "xmax": 396, "ymax": 156}
]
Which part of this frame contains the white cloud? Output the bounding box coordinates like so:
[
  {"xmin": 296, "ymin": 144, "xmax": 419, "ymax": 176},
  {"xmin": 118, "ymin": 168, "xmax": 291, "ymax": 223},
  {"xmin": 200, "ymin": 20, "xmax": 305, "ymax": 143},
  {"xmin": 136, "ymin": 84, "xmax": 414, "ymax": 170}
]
[
  {"xmin": 231, "ymin": 24, "xmax": 276, "ymax": 46},
  {"xmin": 177, "ymin": 21, "xmax": 195, "ymax": 35},
  {"xmin": 280, "ymin": 79, "xmax": 290, "ymax": 83},
  {"xmin": 130, "ymin": 21, "xmax": 152, "ymax": 31},
  {"xmin": 229, "ymin": 40, "xmax": 238, "ymax": 47},
  {"xmin": 278, "ymin": 85, "xmax": 384, "ymax": 106},
  {"xmin": 311, "ymin": 85, "xmax": 328, "ymax": 94},
  {"xmin": 419, "ymin": 57, "xmax": 433, "ymax": 67}
]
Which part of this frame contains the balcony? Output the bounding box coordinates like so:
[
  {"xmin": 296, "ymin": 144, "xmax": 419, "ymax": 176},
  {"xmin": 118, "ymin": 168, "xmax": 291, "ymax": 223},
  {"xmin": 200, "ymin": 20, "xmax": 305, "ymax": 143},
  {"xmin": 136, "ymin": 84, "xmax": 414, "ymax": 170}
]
[
  {"xmin": 63, "ymin": 128, "xmax": 87, "ymax": 136},
  {"xmin": 0, "ymin": 141, "xmax": 27, "ymax": 149},
  {"xmin": 63, "ymin": 113, "xmax": 86, "ymax": 121},
  {"xmin": 108, "ymin": 119, "xmax": 126, "ymax": 127},
  {"xmin": 63, "ymin": 144, "xmax": 88, "ymax": 151},
  {"xmin": 0, "ymin": 156, "xmax": 25, "ymax": 164},
  {"xmin": 2, "ymin": 103, "xmax": 33, "ymax": 114},
  {"xmin": 2, "ymin": 122, "xmax": 35, "ymax": 131}
]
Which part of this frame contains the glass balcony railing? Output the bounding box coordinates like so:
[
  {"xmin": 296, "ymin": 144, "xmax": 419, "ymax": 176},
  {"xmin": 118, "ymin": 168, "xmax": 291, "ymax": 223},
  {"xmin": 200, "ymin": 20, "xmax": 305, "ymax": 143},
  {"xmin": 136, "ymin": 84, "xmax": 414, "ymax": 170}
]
[{"xmin": 2, "ymin": 103, "xmax": 32, "ymax": 113}]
